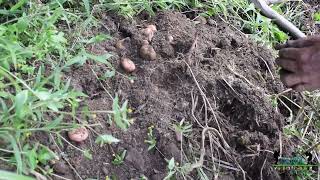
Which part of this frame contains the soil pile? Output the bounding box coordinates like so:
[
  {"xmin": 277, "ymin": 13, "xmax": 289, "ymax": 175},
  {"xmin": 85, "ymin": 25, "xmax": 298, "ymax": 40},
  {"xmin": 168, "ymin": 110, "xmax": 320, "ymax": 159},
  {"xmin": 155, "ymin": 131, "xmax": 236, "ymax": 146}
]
[{"xmin": 49, "ymin": 12, "xmax": 296, "ymax": 180}]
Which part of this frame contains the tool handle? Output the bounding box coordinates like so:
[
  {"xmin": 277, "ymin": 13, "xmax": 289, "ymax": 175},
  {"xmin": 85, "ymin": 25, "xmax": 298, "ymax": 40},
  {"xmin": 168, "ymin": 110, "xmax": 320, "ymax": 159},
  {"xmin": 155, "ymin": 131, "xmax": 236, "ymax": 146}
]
[{"xmin": 252, "ymin": 0, "xmax": 306, "ymax": 39}]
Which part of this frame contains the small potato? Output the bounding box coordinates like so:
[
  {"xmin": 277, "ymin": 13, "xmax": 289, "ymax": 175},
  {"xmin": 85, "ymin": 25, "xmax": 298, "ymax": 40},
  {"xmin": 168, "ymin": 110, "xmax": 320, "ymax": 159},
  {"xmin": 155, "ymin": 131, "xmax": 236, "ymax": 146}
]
[
  {"xmin": 142, "ymin": 25, "xmax": 157, "ymax": 41},
  {"xmin": 195, "ymin": 16, "xmax": 207, "ymax": 25},
  {"xmin": 146, "ymin": 25, "xmax": 157, "ymax": 32},
  {"xmin": 121, "ymin": 58, "xmax": 136, "ymax": 73},
  {"xmin": 140, "ymin": 41, "xmax": 156, "ymax": 61},
  {"xmin": 68, "ymin": 127, "xmax": 89, "ymax": 142}
]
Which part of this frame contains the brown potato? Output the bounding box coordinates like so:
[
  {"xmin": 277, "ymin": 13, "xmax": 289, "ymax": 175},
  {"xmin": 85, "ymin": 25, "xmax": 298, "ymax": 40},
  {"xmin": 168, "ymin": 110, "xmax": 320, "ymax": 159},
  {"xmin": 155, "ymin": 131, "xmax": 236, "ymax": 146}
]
[
  {"xmin": 140, "ymin": 40, "xmax": 156, "ymax": 61},
  {"xmin": 195, "ymin": 16, "xmax": 207, "ymax": 25},
  {"xmin": 146, "ymin": 25, "xmax": 157, "ymax": 32},
  {"xmin": 68, "ymin": 127, "xmax": 89, "ymax": 142},
  {"xmin": 121, "ymin": 58, "xmax": 136, "ymax": 73},
  {"xmin": 142, "ymin": 25, "xmax": 157, "ymax": 42}
]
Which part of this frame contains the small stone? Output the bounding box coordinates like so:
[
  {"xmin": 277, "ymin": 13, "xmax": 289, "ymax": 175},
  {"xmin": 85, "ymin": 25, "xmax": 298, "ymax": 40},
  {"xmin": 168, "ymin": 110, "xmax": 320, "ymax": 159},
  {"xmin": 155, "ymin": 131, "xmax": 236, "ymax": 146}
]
[
  {"xmin": 115, "ymin": 37, "xmax": 131, "ymax": 50},
  {"xmin": 208, "ymin": 19, "xmax": 216, "ymax": 26},
  {"xmin": 49, "ymin": 145, "xmax": 57, "ymax": 151},
  {"xmin": 175, "ymin": 131, "xmax": 182, "ymax": 142},
  {"xmin": 102, "ymin": 167, "xmax": 109, "ymax": 175},
  {"xmin": 198, "ymin": 16, "xmax": 207, "ymax": 24},
  {"xmin": 166, "ymin": 35, "xmax": 174, "ymax": 44},
  {"xmin": 53, "ymin": 162, "xmax": 68, "ymax": 175}
]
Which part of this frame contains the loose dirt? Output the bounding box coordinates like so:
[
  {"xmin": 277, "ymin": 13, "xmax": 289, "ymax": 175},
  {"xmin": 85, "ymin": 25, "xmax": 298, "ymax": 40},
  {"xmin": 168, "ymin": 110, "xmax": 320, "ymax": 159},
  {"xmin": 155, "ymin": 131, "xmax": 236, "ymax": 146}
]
[{"xmin": 43, "ymin": 11, "xmax": 302, "ymax": 180}]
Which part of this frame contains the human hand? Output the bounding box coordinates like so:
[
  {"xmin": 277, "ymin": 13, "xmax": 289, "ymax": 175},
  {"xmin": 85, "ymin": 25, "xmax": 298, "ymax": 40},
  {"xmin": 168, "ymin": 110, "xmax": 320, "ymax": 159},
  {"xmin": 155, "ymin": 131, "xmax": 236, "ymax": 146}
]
[{"xmin": 275, "ymin": 36, "xmax": 320, "ymax": 91}]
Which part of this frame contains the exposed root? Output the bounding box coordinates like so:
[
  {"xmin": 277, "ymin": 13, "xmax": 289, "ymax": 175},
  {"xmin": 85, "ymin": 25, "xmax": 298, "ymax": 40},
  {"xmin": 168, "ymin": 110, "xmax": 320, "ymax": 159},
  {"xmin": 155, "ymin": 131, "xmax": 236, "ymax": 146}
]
[
  {"xmin": 183, "ymin": 40, "xmax": 246, "ymax": 178},
  {"xmin": 49, "ymin": 134, "xmax": 84, "ymax": 180},
  {"xmin": 260, "ymin": 158, "xmax": 267, "ymax": 180}
]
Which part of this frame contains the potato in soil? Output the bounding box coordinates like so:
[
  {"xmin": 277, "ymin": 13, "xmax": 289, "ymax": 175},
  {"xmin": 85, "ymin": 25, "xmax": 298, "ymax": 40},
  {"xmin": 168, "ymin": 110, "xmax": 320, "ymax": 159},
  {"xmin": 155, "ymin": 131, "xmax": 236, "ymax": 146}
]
[
  {"xmin": 140, "ymin": 40, "xmax": 156, "ymax": 61},
  {"xmin": 68, "ymin": 127, "xmax": 89, "ymax": 142},
  {"xmin": 121, "ymin": 58, "xmax": 136, "ymax": 73}
]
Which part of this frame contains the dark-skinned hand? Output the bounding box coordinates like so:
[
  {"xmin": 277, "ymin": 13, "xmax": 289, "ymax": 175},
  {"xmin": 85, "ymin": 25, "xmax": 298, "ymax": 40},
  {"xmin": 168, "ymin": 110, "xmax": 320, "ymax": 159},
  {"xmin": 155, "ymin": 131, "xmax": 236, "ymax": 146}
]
[{"xmin": 276, "ymin": 36, "xmax": 320, "ymax": 91}]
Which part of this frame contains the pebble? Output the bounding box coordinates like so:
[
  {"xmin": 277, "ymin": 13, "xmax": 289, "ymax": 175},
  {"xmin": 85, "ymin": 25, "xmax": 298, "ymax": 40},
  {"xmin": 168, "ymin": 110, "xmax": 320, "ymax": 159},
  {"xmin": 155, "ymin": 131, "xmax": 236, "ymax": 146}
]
[
  {"xmin": 53, "ymin": 161, "xmax": 68, "ymax": 175},
  {"xmin": 208, "ymin": 19, "xmax": 216, "ymax": 26},
  {"xmin": 102, "ymin": 167, "xmax": 109, "ymax": 175}
]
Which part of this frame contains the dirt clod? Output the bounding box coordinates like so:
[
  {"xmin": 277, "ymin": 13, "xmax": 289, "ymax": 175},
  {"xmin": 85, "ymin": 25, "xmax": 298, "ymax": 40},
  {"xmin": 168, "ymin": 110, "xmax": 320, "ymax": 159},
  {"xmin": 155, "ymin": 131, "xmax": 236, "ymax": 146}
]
[
  {"xmin": 159, "ymin": 140, "xmax": 181, "ymax": 163},
  {"xmin": 125, "ymin": 148, "xmax": 146, "ymax": 171},
  {"xmin": 115, "ymin": 37, "xmax": 131, "ymax": 50},
  {"xmin": 151, "ymin": 173, "xmax": 166, "ymax": 180},
  {"xmin": 53, "ymin": 162, "xmax": 68, "ymax": 175}
]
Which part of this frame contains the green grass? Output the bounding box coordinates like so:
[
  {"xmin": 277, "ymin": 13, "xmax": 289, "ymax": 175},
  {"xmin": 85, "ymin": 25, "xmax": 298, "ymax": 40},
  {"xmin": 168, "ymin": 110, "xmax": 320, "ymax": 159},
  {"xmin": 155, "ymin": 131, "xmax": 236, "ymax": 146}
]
[
  {"xmin": 0, "ymin": 0, "xmax": 121, "ymax": 178},
  {"xmin": 314, "ymin": 12, "xmax": 320, "ymax": 21},
  {"xmin": 0, "ymin": 0, "xmax": 314, "ymax": 179},
  {"xmin": 99, "ymin": 0, "xmax": 305, "ymax": 46}
]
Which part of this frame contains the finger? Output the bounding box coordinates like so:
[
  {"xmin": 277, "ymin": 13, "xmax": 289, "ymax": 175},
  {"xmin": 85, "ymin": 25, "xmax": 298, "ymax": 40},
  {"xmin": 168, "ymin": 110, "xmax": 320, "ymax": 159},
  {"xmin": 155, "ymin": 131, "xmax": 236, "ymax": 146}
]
[
  {"xmin": 292, "ymin": 84, "xmax": 318, "ymax": 92},
  {"xmin": 293, "ymin": 84, "xmax": 306, "ymax": 92},
  {"xmin": 275, "ymin": 58, "xmax": 298, "ymax": 72},
  {"xmin": 280, "ymin": 70, "xmax": 302, "ymax": 87},
  {"xmin": 275, "ymin": 42, "xmax": 287, "ymax": 50},
  {"xmin": 279, "ymin": 48, "xmax": 301, "ymax": 59},
  {"xmin": 276, "ymin": 36, "xmax": 320, "ymax": 50}
]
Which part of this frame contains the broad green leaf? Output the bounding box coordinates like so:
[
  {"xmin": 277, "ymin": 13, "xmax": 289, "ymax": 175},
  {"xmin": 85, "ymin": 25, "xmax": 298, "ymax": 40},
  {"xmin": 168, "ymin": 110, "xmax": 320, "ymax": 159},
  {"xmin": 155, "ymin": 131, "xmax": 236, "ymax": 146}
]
[
  {"xmin": 0, "ymin": 133, "xmax": 23, "ymax": 174},
  {"xmin": 34, "ymin": 91, "xmax": 51, "ymax": 101},
  {"xmin": 0, "ymin": 98, "xmax": 8, "ymax": 112},
  {"xmin": 95, "ymin": 134, "xmax": 120, "ymax": 147},
  {"xmin": 85, "ymin": 53, "xmax": 112, "ymax": 66},
  {"xmin": 112, "ymin": 96, "xmax": 127, "ymax": 130},
  {"xmin": 65, "ymin": 54, "xmax": 87, "ymax": 67},
  {"xmin": 87, "ymin": 34, "xmax": 112, "ymax": 44},
  {"xmin": 83, "ymin": 149, "xmax": 92, "ymax": 160},
  {"xmin": 168, "ymin": 158, "xmax": 175, "ymax": 170},
  {"xmin": 45, "ymin": 115, "xmax": 63, "ymax": 130},
  {"xmin": 82, "ymin": 0, "xmax": 91, "ymax": 16},
  {"xmin": 47, "ymin": 101, "xmax": 63, "ymax": 112},
  {"xmin": 54, "ymin": 69, "xmax": 62, "ymax": 89},
  {"xmin": 10, "ymin": 0, "xmax": 27, "ymax": 11},
  {"xmin": 0, "ymin": 170, "xmax": 35, "ymax": 180},
  {"xmin": 16, "ymin": 17, "xmax": 29, "ymax": 32},
  {"xmin": 26, "ymin": 148, "xmax": 37, "ymax": 170},
  {"xmin": 15, "ymin": 90, "xmax": 28, "ymax": 119},
  {"xmin": 35, "ymin": 66, "xmax": 42, "ymax": 86},
  {"xmin": 314, "ymin": 12, "xmax": 320, "ymax": 21},
  {"xmin": 103, "ymin": 69, "xmax": 115, "ymax": 79},
  {"xmin": 38, "ymin": 147, "xmax": 55, "ymax": 164},
  {"xmin": 0, "ymin": 91, "xmax": 10, "ymax": 98}
]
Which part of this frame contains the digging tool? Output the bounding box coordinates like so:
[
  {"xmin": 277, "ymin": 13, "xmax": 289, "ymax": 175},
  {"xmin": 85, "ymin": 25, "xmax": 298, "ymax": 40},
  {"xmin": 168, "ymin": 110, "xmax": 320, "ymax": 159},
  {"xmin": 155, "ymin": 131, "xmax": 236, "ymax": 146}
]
[{"xmin": 251, "ymin": 0, "xmax": 306, "ymax": 39}]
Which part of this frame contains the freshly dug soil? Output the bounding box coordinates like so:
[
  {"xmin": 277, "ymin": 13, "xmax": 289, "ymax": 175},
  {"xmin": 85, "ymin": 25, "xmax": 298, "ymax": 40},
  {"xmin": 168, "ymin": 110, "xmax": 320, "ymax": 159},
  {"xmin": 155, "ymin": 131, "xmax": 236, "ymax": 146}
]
[
  {"xmin": 44, "ymin": 12, "xmax": 298, "ymax": 180},
  {"xmin": 302, "ymin": 0, "xmax": 320, "ymax": 34}
]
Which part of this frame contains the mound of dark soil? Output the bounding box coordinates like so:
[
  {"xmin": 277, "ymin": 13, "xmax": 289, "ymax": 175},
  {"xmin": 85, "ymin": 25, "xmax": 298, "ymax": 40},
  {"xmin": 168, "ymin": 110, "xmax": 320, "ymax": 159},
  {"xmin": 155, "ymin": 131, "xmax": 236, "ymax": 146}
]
[{"xmin": 46, "ymin": 12, "xmax": 298, "ymax": 180}]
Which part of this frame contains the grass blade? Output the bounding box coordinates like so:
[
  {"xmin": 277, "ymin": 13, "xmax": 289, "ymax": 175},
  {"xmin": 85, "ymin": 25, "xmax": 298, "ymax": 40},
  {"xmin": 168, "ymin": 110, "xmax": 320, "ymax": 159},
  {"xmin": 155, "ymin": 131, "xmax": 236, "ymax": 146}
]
[{"xmin": 0, "ymin": 170, "xmax": 35, "ymax": 180}]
